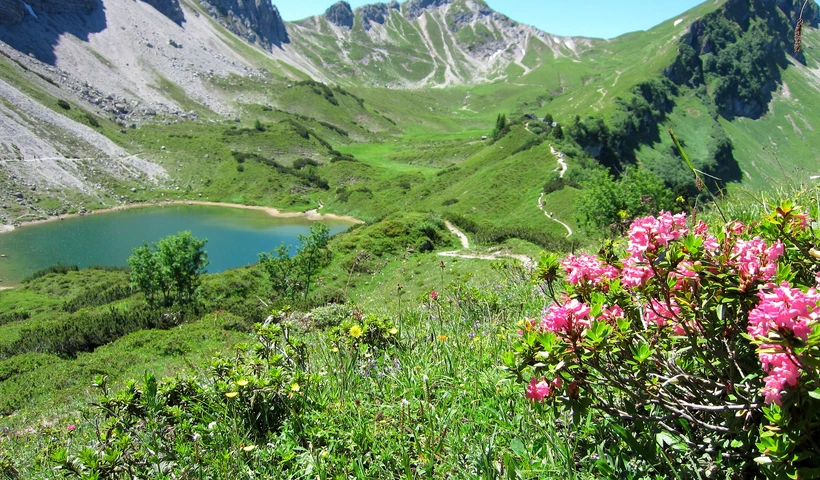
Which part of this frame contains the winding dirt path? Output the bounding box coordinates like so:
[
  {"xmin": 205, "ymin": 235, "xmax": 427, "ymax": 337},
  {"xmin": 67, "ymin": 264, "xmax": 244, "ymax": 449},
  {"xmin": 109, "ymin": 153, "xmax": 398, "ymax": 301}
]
[
  {"xmin": 539, "ymin": 145, "xmax": 573, "ymax": 237},
  {"xmin": 538, "ymin": 192, "xmax": 573, "ymax": 237},
  {"xmin": 445, "ymin": 220, "xmax": 470, "ymax": 249},
  {"xmin": 550, "ymin": 145, "xmax": 567, "ymax": 178},
  {"xmin": 438, "ymin": 221, "xmax": 534, "ymax": 268}
]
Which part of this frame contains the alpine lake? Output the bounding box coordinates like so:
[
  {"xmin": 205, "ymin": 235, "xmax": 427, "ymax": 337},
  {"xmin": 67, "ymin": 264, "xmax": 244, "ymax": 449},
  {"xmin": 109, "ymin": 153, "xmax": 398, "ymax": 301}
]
[{"xmin": 0, "ymin": 204, "xmax": 355, "ymax": 286}]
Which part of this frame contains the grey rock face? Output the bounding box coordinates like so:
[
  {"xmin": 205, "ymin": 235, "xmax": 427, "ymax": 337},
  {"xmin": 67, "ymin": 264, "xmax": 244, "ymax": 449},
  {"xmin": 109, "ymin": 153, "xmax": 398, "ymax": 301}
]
[
  {"xmin": 141, "ymin": 0, "xmax": 184, "ymax": 24},
  {"xmin": 359, "ymin": 1, "xmax": 398, "ymax": 30},
  {"xmin": 325, "ymin": 1, "xmax": 353, "ymax": 28},
  {"xmin": 404, "ymin": 0, "xmax": 453, "ymax": 18},
  {"xmin": 0, "ymin": 0, "xmax": 26, "ymax": 25},
  {"xmin": 199, "ymin": 0, "xmax": 289, "ymax": 48}
]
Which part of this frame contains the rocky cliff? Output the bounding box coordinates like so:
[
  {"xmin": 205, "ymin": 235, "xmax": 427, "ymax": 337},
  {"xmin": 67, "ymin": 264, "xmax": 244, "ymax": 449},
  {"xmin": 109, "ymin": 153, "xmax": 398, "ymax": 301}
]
[
  {"xmin": 198, "ymin": 0, "xmax": 288, "ymax": 48},
  {"xmin": 325, "ymin": 1, "xmax": 354, "ymax": 28},
  {"xmin": 359, "ymin": 1, "xmax": 398, "ymax": 30},
  {"xmin": 141, "ymin": 0, "xmax": 184, "ymax": 24}
]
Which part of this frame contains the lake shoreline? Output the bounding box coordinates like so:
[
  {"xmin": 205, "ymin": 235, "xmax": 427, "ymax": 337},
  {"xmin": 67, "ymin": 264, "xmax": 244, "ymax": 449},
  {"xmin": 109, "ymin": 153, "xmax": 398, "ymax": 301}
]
[{"xmin": 0, "ymin": 200, "xmax": 363, "ymax": 234}]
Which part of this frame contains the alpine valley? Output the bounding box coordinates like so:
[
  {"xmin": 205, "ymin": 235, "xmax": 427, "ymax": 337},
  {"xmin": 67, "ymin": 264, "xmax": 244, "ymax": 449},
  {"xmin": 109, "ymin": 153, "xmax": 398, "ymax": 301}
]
[{"xmin": 0, "ymin": 0, "xmax": 820, "ymax": 477}]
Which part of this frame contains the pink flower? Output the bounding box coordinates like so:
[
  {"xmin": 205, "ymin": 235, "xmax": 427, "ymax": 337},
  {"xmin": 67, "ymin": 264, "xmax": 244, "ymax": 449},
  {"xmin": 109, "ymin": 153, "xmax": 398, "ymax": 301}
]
[
  {"xmin": 815, "ymin": 271, "xmax": 820, "ymax": 288},
  {"xmin": 747, "ymin": 283, "xmax": 820, "ymax": 341},
  {"xmin": 67, "ymin": 424, "xmax": 76, "ymax": 432},
  {"xmin": 644, "ymin": 298, "xmax": 680, "ymax": 329},
  {"xmin": 430, "ymin": 291, "xmax": 438, "ymax": 300},
  {"xmin": 561, "ymin": 254, "xmax": 618, "ymax": 286},
  {"xmin": 540, "ymin": 298, "xmax": 591, "ymax": 336},
  {"xmin": 626, "ymin": 212, "xmax": 688, "ymax": 258},
  {"xmin": 670, "ymin": 260, "xmax": 699, "ymax": 290},
  {"xmin": 730, "ymin": 238, "xmax": 784, "ymax": 288},
  {"xmin": 758, "ymin": 346, "xmax": 802, "ymax": 405},
  {"xmin": 598, "ymin": 305, "xmax": 625, "ymax": 323},
  {"xmin": 726, "ymin": 221, "xmax": 747, "ymax": 235},
  {"xmin": 621, "ymin": 257, "xmax": 653, "ymax": 288},
  {"xmin": 525, "ymin": 377, "xmax": 552, "ymax": 401}
]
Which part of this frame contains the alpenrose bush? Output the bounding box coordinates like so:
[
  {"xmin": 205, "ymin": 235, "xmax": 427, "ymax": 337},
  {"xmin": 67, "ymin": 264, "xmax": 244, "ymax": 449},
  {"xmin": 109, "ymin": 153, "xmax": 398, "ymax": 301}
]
[{"xmin": 507, "ymin": 201, "xmax": 820, "ymax": 477}]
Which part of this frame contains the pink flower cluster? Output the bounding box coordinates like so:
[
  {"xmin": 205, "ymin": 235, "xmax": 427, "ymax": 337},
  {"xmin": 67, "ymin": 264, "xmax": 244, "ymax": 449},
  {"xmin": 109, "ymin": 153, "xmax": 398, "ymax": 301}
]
[
  {"xmin": 525, "ymin": 376, "xmax": 563, "ymax": 401},
  {"xmin": 730, "ymin": 238, "xmax": 784, "ymax": 288},
  {"xmin": 561, "ymin": 254, "xmax": 619, "ymax": 286},
  {"xmin": 758, "ymin": 347, "xmax": 801, "ymax": 405},
  {"xmin": 540, "ymin": 299, "xmax": 591, "ymax": 337},
  {"xmin": 627, "ymin": 212, "xmax": 688, "ymax": 257},
  {"xmin": 748, "ymin": 283, "xmax": 820, "ymax": 404},
  {"xmin": 747, "ymin": 283, "xmax": 820, "ymax": 341},
  {"xmin": 621, "ymin": 257, "xmax": 654, "ymax": 288},
  {"xmin": 620, "ymin": 212, "xmax": 689, "ymax": 288}
]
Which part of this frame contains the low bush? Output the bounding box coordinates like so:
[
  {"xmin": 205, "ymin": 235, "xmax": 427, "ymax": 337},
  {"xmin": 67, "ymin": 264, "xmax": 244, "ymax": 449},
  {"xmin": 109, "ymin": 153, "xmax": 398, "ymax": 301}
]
[{"xmin": 22, "ymin": 265, "xmax": 79, "ymax": 284}]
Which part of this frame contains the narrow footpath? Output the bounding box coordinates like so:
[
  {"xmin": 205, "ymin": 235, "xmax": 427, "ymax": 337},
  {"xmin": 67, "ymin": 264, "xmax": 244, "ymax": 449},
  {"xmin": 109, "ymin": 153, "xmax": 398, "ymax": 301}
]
[
  {"xmin": 438, "ymin": 221, "xmax": 534, "ymax": 269},
  {"xmin": 538, "ymin": 145, "xmax": 572, "ymax": 237}
]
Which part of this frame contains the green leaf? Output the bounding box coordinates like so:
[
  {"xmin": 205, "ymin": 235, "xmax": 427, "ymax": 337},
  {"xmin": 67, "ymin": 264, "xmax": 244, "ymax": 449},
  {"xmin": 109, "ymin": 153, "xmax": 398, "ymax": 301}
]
[
  {"xmin": 808, "ymin": 388, "xmax": 820, "ymax": 400},
  {"xmin": 509, "ymin": 438, "xmax": 526, "ymax": 457},
  {"xmin": 730, "ymin": 440, "xmax": 744, "ymax": 448}
]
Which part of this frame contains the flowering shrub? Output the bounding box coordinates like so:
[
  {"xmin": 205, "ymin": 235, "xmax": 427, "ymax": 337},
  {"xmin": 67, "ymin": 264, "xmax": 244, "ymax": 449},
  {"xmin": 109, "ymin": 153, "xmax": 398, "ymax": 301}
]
[{"xmin": 508, "ymin": 199, "xmax": 820, "ymax": 476}]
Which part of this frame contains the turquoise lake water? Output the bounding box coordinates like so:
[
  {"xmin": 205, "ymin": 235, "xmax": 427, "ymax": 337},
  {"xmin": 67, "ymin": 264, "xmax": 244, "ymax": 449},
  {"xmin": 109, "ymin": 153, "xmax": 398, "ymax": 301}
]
[{"xmin": 0, "ymin": 205, "xmax": 354, "ymax": 285}]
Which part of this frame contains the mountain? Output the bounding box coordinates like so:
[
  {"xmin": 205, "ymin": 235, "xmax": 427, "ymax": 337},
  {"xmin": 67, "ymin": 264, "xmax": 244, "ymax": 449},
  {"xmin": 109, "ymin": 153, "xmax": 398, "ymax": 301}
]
[
  {"xmin": 277, "ymin": 0, "xmax": 594, "ymax": 87},
  {"xmin": 0, "ymin": 0, "xmax": 818, "ymax": 229}
]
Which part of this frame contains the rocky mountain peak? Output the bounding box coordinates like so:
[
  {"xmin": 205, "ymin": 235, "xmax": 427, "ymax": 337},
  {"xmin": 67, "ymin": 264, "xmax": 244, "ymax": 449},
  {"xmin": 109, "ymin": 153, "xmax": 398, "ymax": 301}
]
[
  {"xmin": 325, "ymin": 1, "xmax": 353, "ymax": 28},
  {"xmin": 198, "ymin": 0, "xmax": 289, "ymax": 48},
  {"xmin": 358, "ymin": 1, "xmax": 398, "ymax": 30},
  {"xmin": 403, "ymin": 0, "xmax": 454, "ymax": 18}
]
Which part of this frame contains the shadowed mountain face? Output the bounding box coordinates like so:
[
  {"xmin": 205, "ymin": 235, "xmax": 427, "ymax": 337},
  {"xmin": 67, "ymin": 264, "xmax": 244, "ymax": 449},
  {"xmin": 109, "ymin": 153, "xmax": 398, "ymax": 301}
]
[
  {"xmin": 141, "ymin": 0, "xmax": 184, "ymax": 25},
  {"xmin": 325, "ymin": 1, "xmax": 353, "ymax": 28},
  {"xmin": 0, "ymin": 0, "xmax": 106, "ymax": 64},
  {"xmin": 0, "ymin": 0, "xmax": 27, "ymax": 25},
  {"xmin": 197, "ymin": 0, "xmax": 288, "ymax": 48}
]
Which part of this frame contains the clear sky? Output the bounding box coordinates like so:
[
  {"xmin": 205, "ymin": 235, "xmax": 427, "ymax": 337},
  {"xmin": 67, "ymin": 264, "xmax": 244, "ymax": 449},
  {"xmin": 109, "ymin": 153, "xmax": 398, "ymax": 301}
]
[{"xmin": 275, "ymin": 0, "xmax": 705, "ymax": 39}]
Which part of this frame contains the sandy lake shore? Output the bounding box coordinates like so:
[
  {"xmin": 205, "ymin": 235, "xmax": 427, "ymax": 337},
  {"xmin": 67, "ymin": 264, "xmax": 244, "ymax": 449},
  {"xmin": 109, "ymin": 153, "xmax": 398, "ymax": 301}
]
[{"xmin": 0, "ymin": 200, "xmax": 364, "ymax": 233}]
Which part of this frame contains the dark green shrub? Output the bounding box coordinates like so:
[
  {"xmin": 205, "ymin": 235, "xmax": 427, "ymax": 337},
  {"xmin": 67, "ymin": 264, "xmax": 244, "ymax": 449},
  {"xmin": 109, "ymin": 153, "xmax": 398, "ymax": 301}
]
[
  {"xmin": 57, "ymin": 99, "xmax": 70, "ymax": 110},
  {"xmin": 22, "ymin": 265, "xmax": 79, "ymax": 283}
]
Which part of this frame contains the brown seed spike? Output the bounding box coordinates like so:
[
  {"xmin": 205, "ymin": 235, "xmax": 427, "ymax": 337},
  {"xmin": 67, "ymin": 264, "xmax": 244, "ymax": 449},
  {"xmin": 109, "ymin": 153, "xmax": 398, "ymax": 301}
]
[{"xmin": 795, "ymin": 18, "xmax": 804, "ymax": 53}]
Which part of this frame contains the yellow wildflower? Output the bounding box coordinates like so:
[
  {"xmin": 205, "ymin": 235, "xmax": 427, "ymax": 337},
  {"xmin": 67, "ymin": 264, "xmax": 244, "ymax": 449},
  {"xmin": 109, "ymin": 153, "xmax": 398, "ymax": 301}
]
[{"xmin": 349, "ymin": 325, "xmax": 363, "ymax": 338}]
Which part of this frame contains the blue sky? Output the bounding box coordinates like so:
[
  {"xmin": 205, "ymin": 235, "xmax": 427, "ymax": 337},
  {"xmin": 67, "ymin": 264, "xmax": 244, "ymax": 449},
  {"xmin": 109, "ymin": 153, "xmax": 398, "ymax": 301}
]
[{"xmin": 275, "ymin": 0, "xmax": 705, "ymax": 39}]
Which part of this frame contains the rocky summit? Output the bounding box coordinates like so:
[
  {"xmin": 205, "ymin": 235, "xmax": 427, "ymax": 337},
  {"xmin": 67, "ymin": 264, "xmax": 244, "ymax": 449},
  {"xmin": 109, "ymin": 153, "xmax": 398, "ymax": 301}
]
[{"xmin": 198, "ymin": 0, "xmax": 289, "ymax": 48}]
